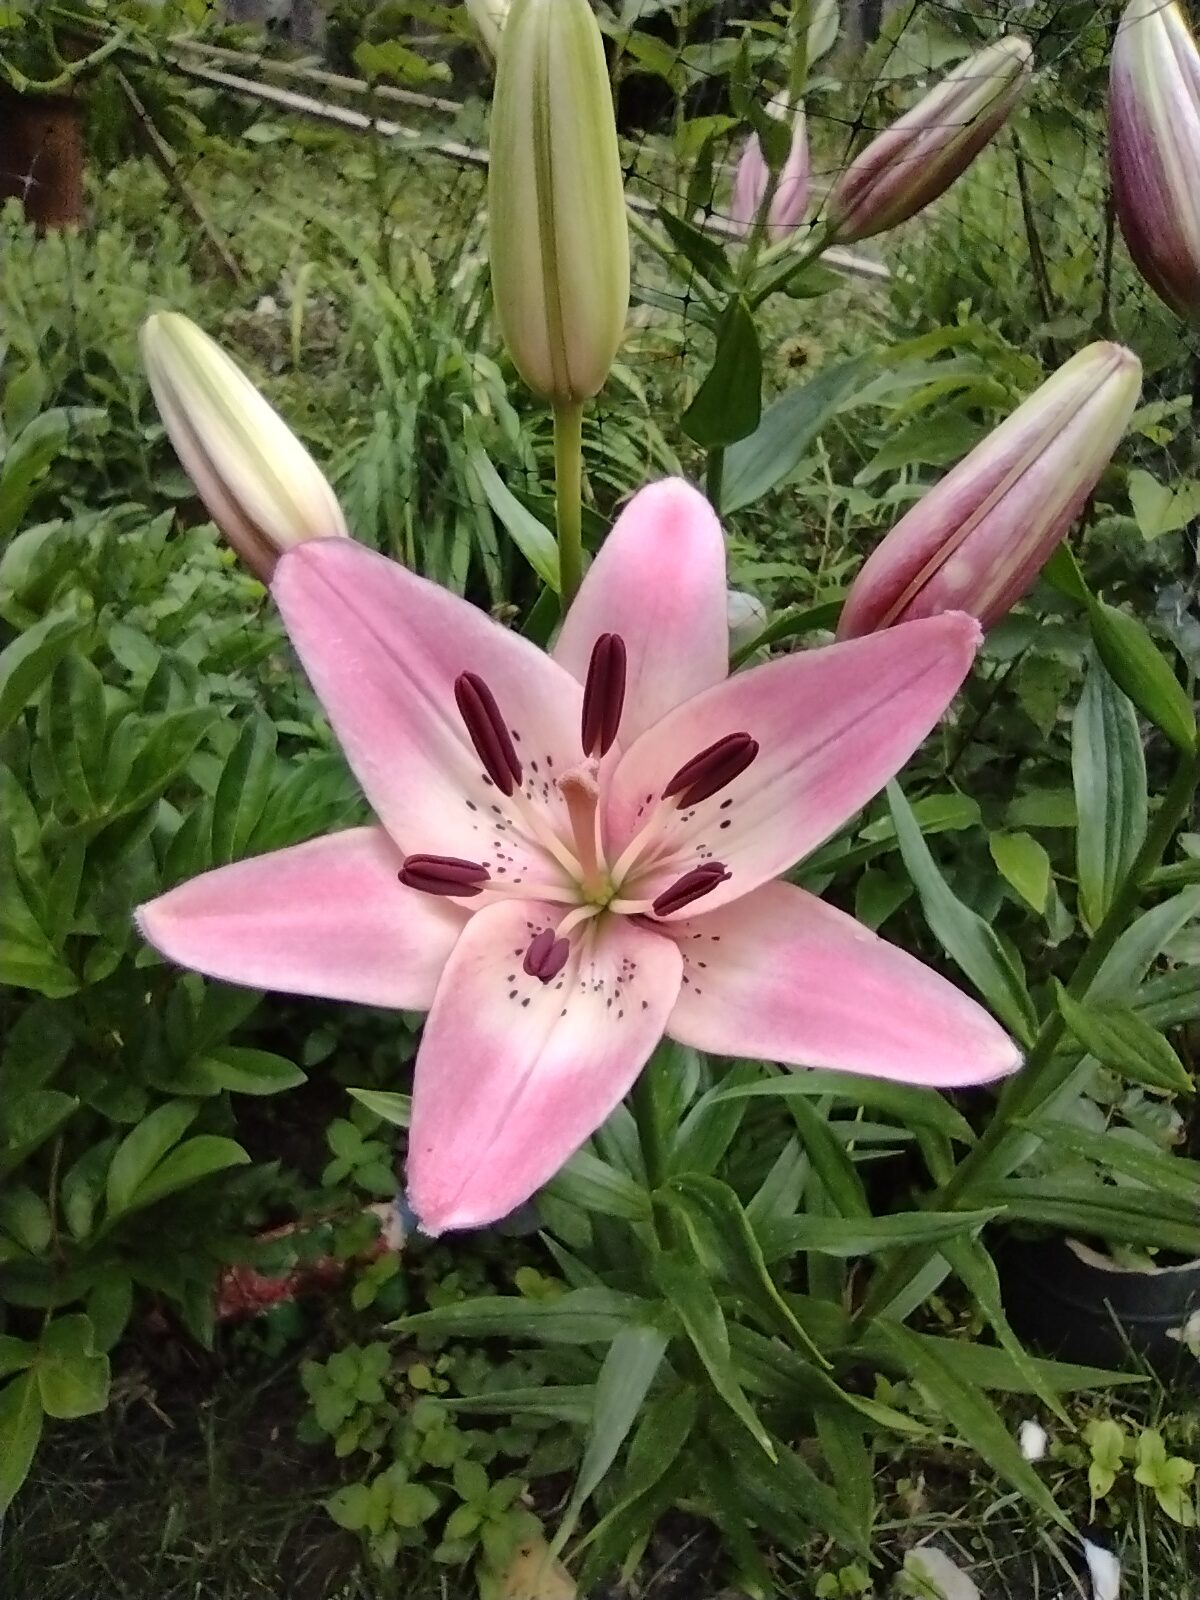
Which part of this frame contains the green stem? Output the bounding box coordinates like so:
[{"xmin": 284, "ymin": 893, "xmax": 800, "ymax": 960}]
[
  {"xmin": 553, "ymin": 400, "xmax": 584, "ymax": 608},
  {"xmin": 860, "ymin": 745, "xmax": 1200, "ymax": 1324},
  {"xmin": 705, "ymin": 446, "xmax": 725, "ymax": 512}
]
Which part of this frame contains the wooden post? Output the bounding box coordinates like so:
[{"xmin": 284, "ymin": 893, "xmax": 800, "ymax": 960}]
[{"xmin": 0, "ymin": 87, "xmax": 85, "ymax": 229}]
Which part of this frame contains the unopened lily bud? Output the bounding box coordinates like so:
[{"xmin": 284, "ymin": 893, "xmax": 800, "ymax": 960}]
[
  {"xmin": 731, "ymin": 96, "xmax": 810, "ymax": 241},
  {"xmin": 488, "ymin": 0, "xmax": 629, "ymax": 403},
  {"xmin": 727, "ymin": 589, "xmax": 767, "ymax": 651},
  {"xmin": 466, "ymin": 0, "xmax": 510, "ymax": 59},
  {"xmin": 826, "ymin": 36, "xmax": 1033, "ymax": 245},
  {"xmin": 1110, "ymin": 0, "xmax": 1200, "ymax": 322},
  {"xmin": 141, "ymin": 313, "xmax": 347, "ymax": 583},
  {"xmin": 838, "ymin": 343, "xmax": 1142, "ymax": 638}
]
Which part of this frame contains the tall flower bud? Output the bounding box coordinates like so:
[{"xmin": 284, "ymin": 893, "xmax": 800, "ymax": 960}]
[
  {"xmin": 826, "ymin": 36, "xmax": 1034, "ymax": 245},
  {"xmin": 838, "ymin": 343, "xmax": 1142, "ymax": 639},
  {"xmin": 466, "ymin": 0, "xmax": 510, "ymax": 60},
  {"xmin": 731, "ymin": 95, "xmax": 811, "ymax": 241},
  {"xmin": 488, "ymin": 0, "xmax": 629, "ymax": 403},
  {"xmin": 140, "ymin": 313, "xmax": 348, "ymax": 583},
  {"xmin": 1109, "ymin": 0, "xmax": 1200, "ymax": 322}
]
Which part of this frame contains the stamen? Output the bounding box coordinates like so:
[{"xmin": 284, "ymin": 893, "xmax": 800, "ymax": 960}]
[
  {"xmin": 455, "ymin": 672, "xmax": 522, "ymax": 796},
  {"xmin": 581, "ymin": 633, "xmax": 627, "ymax": 758},
  {"xmin": 651, "ymin": 862, "xmax": 730, "ymax": 917},
  {"xmin": 663, "ymin": 732, "xmax": 758, "ymax": 808},
  {"xmin": 523, "ymin": 928, "xmax": 572, "ymax": 982},
  {"xmin": 399, "ymin": 854, "xmax": 490, "ymax": 896}
]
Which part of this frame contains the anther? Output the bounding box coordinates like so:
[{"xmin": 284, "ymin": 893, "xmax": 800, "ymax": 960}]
[
  {"xmin": 455, "ymin": 672, "xmax": 522, "ymax": 796},
  {"xmin": 662, "ymin": 732, "xmax": 758, "ymax": 808},
  {"xmin": 399, "ymin": 854, "xmax": 491, "ymax": 896},
  {"xmin": 581, "ymin": 633, "xmax": 627, "ymax": 758},
  {"xmin": 651, "ymin": 863, "xmax": 731, "ymax": 917},
  {"xmin": 522, "ymin": 928, "xmax": 572, "ymax": 982}
]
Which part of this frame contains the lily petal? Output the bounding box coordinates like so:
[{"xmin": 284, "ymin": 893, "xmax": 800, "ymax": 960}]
[
  {"xmin": 667, "ymin": 881, "xmax": 1020, "ymax": 1084},
  {"xmin": 407, "ymin": 899, "xmax": 682, "ymax": 1233},
  {"xmin": 273, "ymin": 540, "xmax": 584, "ymax": 876},
  {"xmin": 607, "ymin": 612, "xmax": 981, "ymax": 916},
  {"xmin": 137, "ymin": 827, "xmax": 467, "ymax": 1007},
  {"xmin": 553, "ymin": 479, "xmax": 729, "ymax": 744}
]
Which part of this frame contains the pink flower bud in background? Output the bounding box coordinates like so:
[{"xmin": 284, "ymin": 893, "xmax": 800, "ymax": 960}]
[
  {"xmin": 731, "ymin": 96, "xmax": 810, "ymax": 241},
  {"xmin": 826, "ymin": 35, "xmax": 1034, "ymax": 245},
  {"xmin": 1109, "ymin": 0, "xmax": 1200, "ymax": 322},
  {"xmin": 140, "ymin": 313, "xmax": 348, "ymax": 583},
  {"xmin": 838, "ymin": 342, "xmax": 1142, "ymax": 639}
]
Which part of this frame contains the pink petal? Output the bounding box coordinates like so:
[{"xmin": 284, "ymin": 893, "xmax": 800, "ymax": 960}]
[
  {"xmin": 272, "ymin": 539, "xmax": 584, "ymax": 880},
  {"xmin": 730, "ymin": 135, "xmax": 769, "ymax": 233},
  {"xmin": 137, "ymin": 827, "xmax": 466, "ymax": 1007},
  {"xmin": 667, "ymin": 881, "xmax": 1020, "ymax": 1084},
  {"xmin": 606, "ymin": 612, "xmax": 981, "ymax": 916},
  {"xmin": 407, "ymin": 899, "xmax": 682, "ymax": 1233},
  {"xmin": 767, "ymin": 113, "xmax": 810, "ymax": 238},
  {"xmin": 553, "ymin": 479, "xmax": 729, "ymax": 745}
]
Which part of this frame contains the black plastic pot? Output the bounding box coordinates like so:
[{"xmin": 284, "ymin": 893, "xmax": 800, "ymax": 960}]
[{"xmin": 1000, "ymin": 1235, "xmax": 1200, "ymax": 1378}]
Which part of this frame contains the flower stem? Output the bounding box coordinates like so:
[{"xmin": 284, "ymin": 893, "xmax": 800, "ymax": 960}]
[
  {"xmin": 705, "ymin": 446, "xmax": 725, "ymax": 512},
  {"xmin": 859, "ymin": 744, "xmax": 1200, "ymax": 1324},
  {"xmin": 553, "ymin": 399, "xmax": 584, "ymax": 608}
]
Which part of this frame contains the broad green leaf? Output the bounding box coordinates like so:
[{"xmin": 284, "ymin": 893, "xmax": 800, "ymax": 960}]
[
  {"xmin": 874, "ymin": 1322, "xmax": 1067, "ymax": 1527},
  {"xmin": 758, "ymin": 1207, "xmax": 999, "ymax": 1264},
  {"xmin": 1056, "ymin": 986, "xmax": 1192, "ymax": 1095},
  {"xmin": 348, "ymin": 1087, "xmax": 411, "ymax": 1127},
  {"xmin": 468, "ymin": 443, "xmax": 560, "ymax": 592},
  {"xmin": 117, "ymin": 1136, "xmax": 249, "ymax": 1215},
  {"xmin": 109, "ymin": 707, "xmax": 216, "ymax": 817},
  {"xmin": 0, "ymin": 1372, "xmax": 44, "ymax": 1513},
  {"xmin": 1088, "ymin": 601, "xmax": 1196, "ymax": 753},
  {"xmin": 1072, "ymin": 659, "xmax": 1147, "ymax": 931},
  {"xmin": 651, "ymin": 1252, "xmax": 775, "ymax": 1459},
  {"xmin": 727, "ymin": 598, "xmax": 843, "ymax": 666},
  {"xmin": 682, "ymin": 296, "xmax": 762, "ymax": 449},
  {"xmin": 1127, "ymin": 467, "xmax": 1200, "ymax": 540},
  {"xmin": 721, "ymin": 356, "xmax": 870, "ymax": 512},
  {"xmin": 0, "ymin": 1337, "xmax": 34, "ymax": 1378},
  {"xmin": 656, "ymin": 206, "xmax": 733, "ymax": 289},
  {"xmin": 393, "ymin": 1288, "xmax": 646, "ymax": 1345},
  {"xmin": 210, "ymin": 715, "xmax": 278, "ymax": 865},
  {"xmin": 1017, "ymin": 1117, "xmax": 1200, "ymax": 1200},
  {"xmin": 0, "ymin": 609, "xmax": 88, "ymax": 737},
  {"xmin": 889, "ymin": 782, "xmax": 1037, "ymax": 1044},
  {"xmin": 989, "ymin": 830, "xmax": 1051, "ymax": 913},
  {"xmin": 34, "ymin": 1315, "xmax": 110, "ymax": 1420},
  {"xmin": 543, "ymin": 1148, "xmax": 651, "ymax": 1222},
  {"xmin": 708, "ymin": 1069, "xmax": 975, "ymax": 1143},
  {"xmin": 104, "ymin": 1101, "xmax": 197, "ymax": 1219},
  {"xmin": 45, "ymin": 654, "xmax": 106, "ymax": 818},
  {"xmin": 0, "ymin": 1090, "xmax": 78, "ymax": 1182},
  {"xmin": 196, "ymin": 1047, "xmax": 306, "ymax": 1096},
  {"xmin": 552, "ymin": 1323, "xmax": 669, "ymax": 1554}
]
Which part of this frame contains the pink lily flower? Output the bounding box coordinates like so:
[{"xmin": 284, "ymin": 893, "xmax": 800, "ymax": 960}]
[{"xmin": 137, "ymin": 480, "xmax": 1020, "ymax": 1235}]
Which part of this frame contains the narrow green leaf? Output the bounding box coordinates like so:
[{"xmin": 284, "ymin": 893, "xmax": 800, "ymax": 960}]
[
  {"xmin": 682, "ymin": 296, "xmax": 762, "ymax": 449},
  {"xmin": 855, "ymin": 1320, "xmax": 1147, "ymax": 1393},
  {"xmin": 552, "ymin": 1323, "xmax": 669, "ymax": 1555},
  {"xmin": 889, "ymin": 781, "xmax": 1037, "ymax": 1044},
  {"xmin": 0, "ymin": 1372, "xmax": 44, "ymax": 1513},
  {"xmin": 393, "ymin": 1289, "xmax": 647, "ymax": 1346},
  {"xmin": 1017, "ymin": 1117, "xmax": 1200, "ymax": 1200},
  {"xmin": 1072, "ymin": 658, "xmax": 1147, "ymax": 930},
  {"xmin": 104, "ymin": 1101, "xmax": 198, "ymax": 1219},
  {"xmin": 709, "ymin": 1411, "xmax": 869, "ymax": 1558},
  {"xmin": 814, "ymin": 1410, "xmax": 875, "ymax": 1545},
  {"xmin": 972, "ymin": 1180, "xmax": 1200, "ymax": 1255},
  {"xmin": 785, "ymin": 1094, "xmax": 869, "ymax": 1217},
  {"xmin": 708, "ymin": 1069, "xmax": 975, "ymax": 1143},
  {"xmin": 874, "ymin": 1322, "xmax": 1067, "ymax": 1527},
  {"xmin": 441, "ymin": 1386, "xmax": 595, "ymax": 1424},
  {"xmin": 1089, "ymin": 601, "xmax": 1196, "ymax": 753},
  {"xmin": 118, "ymin": 1136, "xmax": 250, "ymax": 1216},
  {"xmin": 45, "ymin": 654, "xmax": 106, "ymax": 818},
  {"xmin": 210, "ymin": 715, "xmax": 278, "ymax": 865},
  {"xmin": 758, "ymin": 1207, "xmax": 1000, "ymax": 1264},
  {"xmin": 1091, "ymin": 888, "xmax": 1200, "ymax": 1001},
  {"xmin": 651, "ymin": 1252, "xmax": 775, "ymax": 1459},
  {"xmin": 721, "ymin": 355, "xmax": 870, "ymax": 512},
  {"xmin": 571, "ymin": 1385, "xmax": 699, "ymax": 1560},
  {"xmin": 468, "ymin": 443, "xmax": 560, "ymax": 592},
  {"xmin": 1056, "ymin": 986, "xmax": 1192, "ymax": 1095},
  {"xmin": 543, "ymin": 1148, "xmax": 651, "ymax": 1222}
]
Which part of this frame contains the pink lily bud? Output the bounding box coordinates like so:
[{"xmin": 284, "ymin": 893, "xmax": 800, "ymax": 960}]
[
  {"xmin": 838, "ymin": 342, "xmax": 1142, "ymax": 639},
  {"xmin": 1110, "ymin": 0, "xmax": 1200, "ymax": 322},
  {"xmin": 731, "ymin": 96, "xmax": 810, "ymax": 241},
  {"xmin": 141, "ymin": 313, "xmax": 348, "ymax": 583},
  {"xmin": 826, "ymin": 36, "xmax": 1033, "ymax": 245}
]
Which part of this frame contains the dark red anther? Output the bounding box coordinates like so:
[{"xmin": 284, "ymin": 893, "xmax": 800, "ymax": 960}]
[
  {"xmin": 522, "ymin": 928, "xmax": 571, "ymax": 982},
  {"xmin": 455, "ymin": 672, "xmax": 522, "ymax": 796},
  {"xmin": 399, "ymin": 854, "xmax": 491, "ymax": 896},
  {"xmin": 662, "ymin": 732, "xmax": 758, "ymax": 808},
  {"xmin": 652, "ymin": 862, "xmax": 731, "ymax": 917},
  {"xmin": 581, "ymin": 632, "xmax": 627, "ymax": 758}
]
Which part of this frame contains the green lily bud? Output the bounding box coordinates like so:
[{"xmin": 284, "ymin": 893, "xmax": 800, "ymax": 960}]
[
  {"xmin": 488, "ymin": 0, "xmax": 629, "ymax": 404},
  {"xmin": 466, "ymin": 0, "xmax": 510, "ymax": 59},
  {"xmin": 141, "ymin": 313, "xmax": 348, "ymax": 583}
]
